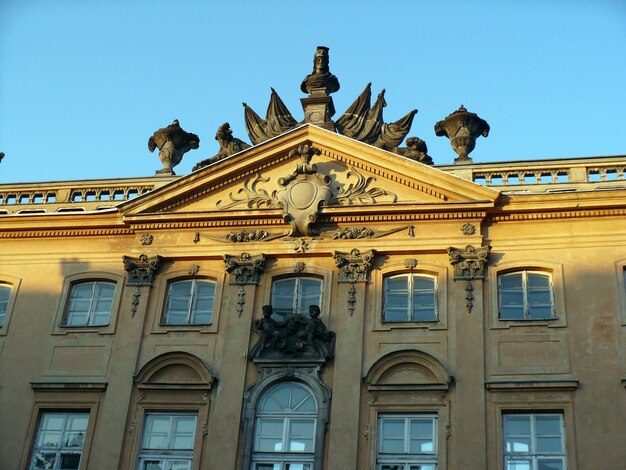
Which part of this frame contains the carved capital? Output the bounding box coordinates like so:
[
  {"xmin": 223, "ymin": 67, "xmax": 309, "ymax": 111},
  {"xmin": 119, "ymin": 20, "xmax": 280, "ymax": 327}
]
[
  {"xmin": 334, "ymin": 248, "xmax": 377, "ymax": 283},
  {"xmin": 123, "ymin": 254, "xmax": 163, "ymax": 286},
  {"xmin": 224, "ymin": 253, "xmax": 266, "ymax": 285},
  {"xmin": 447, "ymin": 245, "xmax": 490, "ymax": 281}
]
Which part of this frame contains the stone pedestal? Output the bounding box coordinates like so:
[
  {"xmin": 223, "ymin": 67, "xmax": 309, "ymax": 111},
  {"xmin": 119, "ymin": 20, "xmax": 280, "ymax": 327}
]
[{"xmin": 301, "ymin": 95, "xmax": 336, "ymax": 131}]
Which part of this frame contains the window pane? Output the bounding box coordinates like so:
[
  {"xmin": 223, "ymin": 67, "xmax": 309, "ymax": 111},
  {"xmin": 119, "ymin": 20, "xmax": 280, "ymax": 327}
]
[
  {"xmin": 167, "ymin": 461, "xmax": 191, "ymax": 470},
  {"xmin": 500, "ymin": 273, "xmax": 523, "ymax": 289},
  {"xmin": 285, "ymin": 464, "xmax": 313, "ymax": 470},
  {"xmin": 0, "ymin": 285, "xmax": 11, "ymax": 326},
  {"xmin": 500, "ymin": 306, "xmax": 525, "ymax": 320},
  {"xmin": 504, "ymin": 416, "xmax": 531, "ymax": 436},
  {"xmin": 528, "ymin": 306, "xmax": 553, "ymax": 319},
  {"xmin": 537, "ymin": 436, "xmax": 563, "ymax": 453},
  {"xmin": 381, "ymin": 466, "xmax": 403, "ymax": 470},
  {"xmin": 298, "ymin": 278, "xmax": 322, "ymax": 315},
  {"xmin": 31, "ymin": 452, "xmax": 57, "ymax": 469},
  {"xmin": 505, "ymin": 460, "xmax": 531, "ymax": 470},
  {"xmin": 535, "ymin": 415, "xmax": 561, "ymax": 435},
  {"xmin": 255, "ymin": 465, "xmax": 280, "ymax": 470},
  {"xmin": 142, "ymin": 460, "xmax": 163, "ymax": 470},
  {"xmin": 538, "ymin": 459, "xmax": 564, "ymax": 470},
  {"xmin": 59, "ymin": 453, "xmax": 81, "ymax": 470},
  {"xmin": 272, "ymin": 278, "xmax": 297, "ymax": 315},
  {"xmin": 409, "ymin": 438, "xmax": 434, "ymax": 453},
  {"xmin": 288, "ymin": 419, "xmax": 315, "ymax": 452},
  {"xmin": 411, "ymin": 306, "xmax": 436, "ymax": 322},
  {"xmin": 527, "ymin": 273, "xmax": 550, "ymax": 288},
  {"xmin": 255, "ymin": 418, "xmax": 284, "ymax": 451}
]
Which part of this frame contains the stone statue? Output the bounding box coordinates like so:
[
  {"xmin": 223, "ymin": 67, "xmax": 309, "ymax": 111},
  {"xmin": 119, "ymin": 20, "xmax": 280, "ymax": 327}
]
[
  {"xmin": 252, "ymin": 305, "xmax": 281, "ymax": 351},
  {"xmin": 148, "ymin": 120, "xmax": 200, "ymax": 175},
  {"xmin": 192, "ymin": 123, "xmax": 250, "ymax": 171},
  {"xmin": 0, "ymin": 152, "xmax": 4, "ymax": 163},
  {"xmin": 396, "ymin": 137, "xmax": 433, "ymax": 165},
  {"xmin": 300, "ymin": 46, "xmax": 340, "ymax": 96}
]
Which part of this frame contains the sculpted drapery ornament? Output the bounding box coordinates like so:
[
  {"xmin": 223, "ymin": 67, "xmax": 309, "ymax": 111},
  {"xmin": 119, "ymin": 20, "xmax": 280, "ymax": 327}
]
[
  {"xmin": 148, "ymin": 120, "xmax": 199, "ymax": 175},
  {"xmin": 448, "ymin": 244, "xmax": 490, "ymax": 313},
  {"xmin": 435, "ymin": 105, "xmax": 490, "ymax": 164}
]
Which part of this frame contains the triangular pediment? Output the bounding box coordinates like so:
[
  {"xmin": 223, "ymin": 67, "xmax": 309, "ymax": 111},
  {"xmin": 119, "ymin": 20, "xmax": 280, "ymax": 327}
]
[{"xmin": 121, "ymin": 125, "xmax": 498, "ymax": 224}]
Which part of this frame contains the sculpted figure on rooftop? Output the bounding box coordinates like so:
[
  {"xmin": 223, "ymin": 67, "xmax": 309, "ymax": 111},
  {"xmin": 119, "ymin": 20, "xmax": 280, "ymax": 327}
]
[
  {"xmin": 192, "ymin": 122, "xmax": 250, "ymax": 171},
  {"xmin": 300, "ymin": 46, "xmax": 340, "ymax": 96},
  {"xmin": 148, "ymin": 119, "xmax": 199, "ymax": 175},
  {"xmin": 396, "ymin": 137, "xmax": 433, "ymax": 165}
]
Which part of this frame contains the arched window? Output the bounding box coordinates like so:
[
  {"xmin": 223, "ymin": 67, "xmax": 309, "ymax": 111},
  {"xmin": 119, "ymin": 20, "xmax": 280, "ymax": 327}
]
[
  {"xmin": 383, "ymin": 274, "xmax": 437, "ymax": 322},
  {"xmin": 0, "ymin": 284, "xmax": 11, "ymax": 327},
  {"xmin": 64, "ymin": 281, "xmax": 115, "ymax": 327},
  {"xmin": 252, "ymin": 382, "xmax": 318, "ymax": 470},
  {"xmin": 498, "ymin": 271, "xmax": 554, "ymax": 320},
  {"xmin": 163, "ymin": 279, "xmax": 216, "ymax": 325},
  {"xmin": 271, "ymin": 277, "xmax": 322, "ymax": 319}
]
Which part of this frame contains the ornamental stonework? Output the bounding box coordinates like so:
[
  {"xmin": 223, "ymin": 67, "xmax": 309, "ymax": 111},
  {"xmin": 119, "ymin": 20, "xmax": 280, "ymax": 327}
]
[{"xmin": 224, "ymin": 253, "xmax": 267, "ymax": 285}]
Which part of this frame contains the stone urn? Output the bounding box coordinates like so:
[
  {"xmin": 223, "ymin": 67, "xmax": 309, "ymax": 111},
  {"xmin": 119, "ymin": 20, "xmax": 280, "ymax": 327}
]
[{"xmin": 435, "ymin": 105, "xmax": 489, "ymax": 164}]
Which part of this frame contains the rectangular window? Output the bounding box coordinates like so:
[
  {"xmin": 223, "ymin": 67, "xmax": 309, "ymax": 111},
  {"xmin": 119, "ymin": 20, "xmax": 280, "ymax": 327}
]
[
  {"xmin": 164, "ymin": 279, "xmax": 215, "ymax": 325},
  {"xmin": 0, "ymin": 284, "xmax": 11, "ymax": 327},
  {"xmin": 383, "ymin": 274, "xmax": 437, "ymax": 322},
  {"xmin": 377, "ymin": 414, "xmax": 437, "ymax": 470},
  {"xmin": 503, "ymin": 413, "xmax": 566, "ymax": 470},
  {"xmin": 498, "ymin": 271, "xmax": 554, "ymax": 320},
  {"xmin": 271, "ymin": 277, "xmax": 322, "ymax": 319},
  {"xmin": 29, "ymin": 411, "xmax": 89, "ymax": 470},
  {"xmin": 65, "ymin": 281, "xmax": 115, "ymax": 326},
  {"xmin": 137, "ymin": 413, "xmax": 197, "ymax": 470}
]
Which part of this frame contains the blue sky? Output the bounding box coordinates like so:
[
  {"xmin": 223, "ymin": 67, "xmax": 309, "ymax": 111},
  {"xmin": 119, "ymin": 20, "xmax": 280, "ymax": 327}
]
[{"xmin": 1, "ymin": 0, "xmax": 625, "ymax": 183}]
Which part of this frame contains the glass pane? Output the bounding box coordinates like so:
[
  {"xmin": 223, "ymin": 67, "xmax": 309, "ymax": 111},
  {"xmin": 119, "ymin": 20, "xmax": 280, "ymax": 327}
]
[
  {"xmin": 42, "ymin": 414, "xmax": 66, "ymax": 431},
  {"xmin": 505, "ymin": 437, "xmax": 531, "ymax": 453},
  {"xmin": 260, "ymin": 384, "xmax": 291, "ymax": 412},
  {"xmin": 142, "ymin": 461, "xmax": 164, "ymax": 470},
  {"xmin": 500, "ymin": 290, "xmax": 524, "ymax": 306},
  {"xmin": 272, "ymin": 278, "xmax": 296, "ymax": 300},
  {"xmin": 535, "ymin": 415, "xmax": 562, "ymax": 435},
  {"xmin": 64, "ymin": 432, "xmax": 85, "ymax": 448},
  {"xmin": 410, "ymin": 466, "xmax": 435, "ymax": 470},
  {"xmin": 500, "ymin": 306, "xmax": 525, "ymax": 320},
  {"xmin": 385, "ymin": 307, "xmax": 408, "ymax": 322},
  {"xmin": 410, "ymin": 418, "xmax": 433, "ymax": 437},
  {"xmin": 255, "ymin": 464, "xmax": 279, "ymax": 470},
  {"xmin": 527, "ymin": 273, "xmax": 550, "ymax": 288},
  {"xmin": 504, "ymin": 416, "xmax": 531, "ymax": 436},
  {"xmin": 286, "ymin": 464, "xmax": 313, "ymax": 470},
  {"xmin": 381, "ymin": 437, "xmax": 404, "ymax": 453},
  {"xmin": 505, "ymin": 460, "xmax": 531, "ymax": 470},
  {"xmin": 165, "ymin": 310, "xmax": 188, "ymax": 324},
  {"xmin": 500, "ymin": 273, "xmax": 523, "ymax": 289},
  {"xmin": 380, "ymin": 465, "xmax": 403, "ymax": 470},
  {"xmin": 148, "ymin": 415, "xmax": 171, "ymax": 433},
  {"xmin": 257, "ymin": 419, "xmax": 284, "ymax": 437},
  {"xmin": 170, "ymin": 281, "xmax": 193, "ymax": 296},
  {"xmin": 527, "ymin": 289, "xmax": 551, "ymax": 305},
  {"xmin": 289, "ymin": 419, "xmax": 315, "ymax": 452},
  {"xmin": 411, "ymin": 306, "xmax": 436, "ymax": 322},
  {"xmin": 59, "ymin": 453, "xmax": 81, "ymax": 470},
  {"xmin": 174, "ymin": 416, "xmax": 196, "ymax": 434},
  {"xmin": 167, "ymin": 460, "xmax": 191, "ymax": 470},
  {"xmin": 38, "ymin": 431, "xmax": 62, "ymax": 447},
  {"xmin": 31, "ymin": 452, "xmax": 57, "ymax": 469},
  {"xmin": 70, "ymin": 283, "xmax": 94, "ymax": 299},
  {"xmin": 537, "ymin": 436, "xmax": 563, "ymax": 453},
  {"xmin": 412, "ymin": 275, "xmax": 434, "ymax": 290},
  {"xmin": 538, "ymin": 459, "xmax": 564, "ymax": 470},
  {"xmin": 409, "ymin": 438, "xmax": 434, "ymax": 453},
  {"xmin": 382, "ymin": 419, "xmax": 405, "ymax": 439},
  {"xmin": 299, "ymin": 278, "xmax": 322, "ymax": 315},
  {"xmin": 257, "ymin": 437, "xmax": 283, "ymax": 452},
  {"xmin": 291, "ymin": 385, "xmax": 315, "ymax": 412},
  {"xmin": 528, "ymin": 306, "xmax": 553, "ymax": 319},
  {"xmin": 412, "ymin": 291, "xmax": 435, "ymax": 307}
]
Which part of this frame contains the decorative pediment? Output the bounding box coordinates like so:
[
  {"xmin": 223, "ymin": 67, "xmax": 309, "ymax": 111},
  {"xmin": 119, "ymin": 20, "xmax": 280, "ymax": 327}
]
[{"xmin": 121, "ymin": 126, "xmax": 499, "ymax": 229}]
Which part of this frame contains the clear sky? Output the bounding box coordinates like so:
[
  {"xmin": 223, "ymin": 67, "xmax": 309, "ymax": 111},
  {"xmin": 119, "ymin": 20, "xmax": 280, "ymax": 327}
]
[{"xmin": 1, "ymin": 0, "xmax": 625, "ymax": 184}]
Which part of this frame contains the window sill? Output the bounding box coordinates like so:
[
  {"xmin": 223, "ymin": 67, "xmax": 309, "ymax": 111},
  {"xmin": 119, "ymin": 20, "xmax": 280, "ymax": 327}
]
[{"xmin": 153, "ymin": 324, "xmax": 216, "ymax": 334}]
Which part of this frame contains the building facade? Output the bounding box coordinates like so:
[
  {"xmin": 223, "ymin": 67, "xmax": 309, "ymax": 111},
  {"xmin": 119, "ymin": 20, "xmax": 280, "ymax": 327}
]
[{"xmin": 1, "ymin": 48, "xmax": 625, "ymax": 470}]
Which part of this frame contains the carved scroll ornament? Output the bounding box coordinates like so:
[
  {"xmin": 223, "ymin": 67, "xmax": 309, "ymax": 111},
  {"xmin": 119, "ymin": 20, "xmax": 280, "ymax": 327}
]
[
  {"xmin": 334, "ymin": 248, "xmax": 376, "ymax": 283},
  {"xmin": 123, "ymin": 254, "xmax": 163, "ymax": 287}
]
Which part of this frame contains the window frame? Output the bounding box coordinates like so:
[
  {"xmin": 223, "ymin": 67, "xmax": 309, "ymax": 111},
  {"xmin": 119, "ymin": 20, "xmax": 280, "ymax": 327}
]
[
  {"xmin": 21, "ymin": 383, "xmax": 104, "ymax": 470},
  {"xmin": 241, "ymin": 370, "xmax": 331, "ymax": 470},
  {"xmin": 251, "ymin": 382, "xmax": 318, "ymax": 468},
  {"xmin": 0, "ymin": 274, "xmax": 20, "ymax": 335},
  {"xmin": 151, "ymin": 268, "xmax": 224, "ymax": 334},
  {"xmin": 136, "ymin": 411, "xmax": 199, "ymax": 470},
  {"xmin": 52, "ymin": 272, "xmax": 124, "ymax": 336},
  {"xmin": 270, "ymin": 275, "xmax": 324, "ymax": 320},
  {"xmin": 162, "ymin": 278, "xmax": 217, "ymax": 326},
  {"xmin": 489, "ymin": 261, "xmax": 566, "ymax": 330},
  {"xmin": 376, "ymin": 413, "xmax": 438, "ymax": 470},
  {"xmin": 382, "ymin": 273, "xmax": 438, "ymax": 323},
  {"xmin": 28, "ymin": 410, "xmax": 90, "ymax": 470},
  {"xmin": 62, "ymin": 280, "xmax": 117, "ymax": 328},
  {"xmin": 372, "ymin": 263, "xmax": 448, "ymax": 331},
  {"xmin": 497, "ymin": 271, "xmax": 555, "ymax": 321}
]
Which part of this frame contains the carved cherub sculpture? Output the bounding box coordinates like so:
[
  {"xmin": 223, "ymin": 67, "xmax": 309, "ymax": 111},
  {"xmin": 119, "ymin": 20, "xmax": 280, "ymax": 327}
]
[
  {"xmin": 148, "ymin": 119, "xmax": 200, "ymax": 175},
  {"xmin": 252, "ymin": 305, "xmax": 280, "ymax": 350}
]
